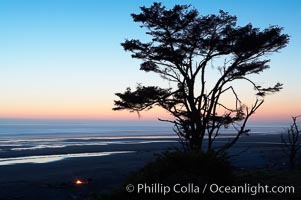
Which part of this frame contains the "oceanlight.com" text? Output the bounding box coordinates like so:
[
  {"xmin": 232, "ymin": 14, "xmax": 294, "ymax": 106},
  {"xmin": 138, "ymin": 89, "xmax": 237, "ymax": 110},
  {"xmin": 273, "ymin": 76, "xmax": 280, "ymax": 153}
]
[{"xmin": 126, "ymin": 183, "xmax": 295, "ymax": 196}]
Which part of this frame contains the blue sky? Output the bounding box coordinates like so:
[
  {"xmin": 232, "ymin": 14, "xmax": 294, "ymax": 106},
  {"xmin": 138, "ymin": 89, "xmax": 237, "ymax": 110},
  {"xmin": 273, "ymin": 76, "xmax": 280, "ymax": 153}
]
[{"xmin": 0, "ymin": 0, "xmax": 300, "ymax": 121}]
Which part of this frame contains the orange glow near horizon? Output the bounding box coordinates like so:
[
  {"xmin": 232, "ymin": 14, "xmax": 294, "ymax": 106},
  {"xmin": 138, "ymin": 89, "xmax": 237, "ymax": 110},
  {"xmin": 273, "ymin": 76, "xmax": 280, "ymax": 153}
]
[
  {"xmin": 0, "ymin": 103, "xmax": 171, "ymax": 120},
  {"xmin": 0, "ymin": 91, "xmax": 299, "ymax": 122},
  {"xmin": 0, "ymin": 102, "xmax": 298, "ymax": 122}
]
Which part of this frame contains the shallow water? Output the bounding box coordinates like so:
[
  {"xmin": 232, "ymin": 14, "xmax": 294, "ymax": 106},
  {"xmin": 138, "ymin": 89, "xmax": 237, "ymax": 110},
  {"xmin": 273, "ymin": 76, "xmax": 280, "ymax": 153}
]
[
  {"xmin": 0, "ymin": 151, "xmax": 135, "ymax": 165},
  {"xmin": 0, "ymin": 119, "xmax": 288, "ymax": 165}
]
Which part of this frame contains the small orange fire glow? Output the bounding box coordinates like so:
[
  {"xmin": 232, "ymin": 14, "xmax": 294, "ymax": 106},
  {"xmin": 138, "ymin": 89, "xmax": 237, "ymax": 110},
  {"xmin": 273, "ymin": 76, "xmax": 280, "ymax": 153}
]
[{"xmin": 75, "ymin": 179, "xmax": 84, "ymax": 185}]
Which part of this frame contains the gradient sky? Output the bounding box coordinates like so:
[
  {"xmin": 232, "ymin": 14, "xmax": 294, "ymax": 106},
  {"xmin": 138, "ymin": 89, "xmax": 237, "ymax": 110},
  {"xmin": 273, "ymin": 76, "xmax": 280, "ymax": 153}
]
[{"xmin": 0, "ymin": 0, "xmax": 300, "ymax": 122}]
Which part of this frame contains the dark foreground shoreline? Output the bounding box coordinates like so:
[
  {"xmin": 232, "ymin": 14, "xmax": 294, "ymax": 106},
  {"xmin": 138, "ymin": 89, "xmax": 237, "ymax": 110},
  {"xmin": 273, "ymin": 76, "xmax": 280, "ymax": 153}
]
[{"xmin": 0, "ymin": 134, "xmax": 296, "ymax": 200}]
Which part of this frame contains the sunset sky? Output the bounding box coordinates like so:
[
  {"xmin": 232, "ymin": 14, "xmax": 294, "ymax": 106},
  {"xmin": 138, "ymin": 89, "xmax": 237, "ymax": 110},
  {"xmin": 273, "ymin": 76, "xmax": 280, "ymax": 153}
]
[{"xmin": 0, "ymin": 0, "xmax": 300, "ymax": 122}]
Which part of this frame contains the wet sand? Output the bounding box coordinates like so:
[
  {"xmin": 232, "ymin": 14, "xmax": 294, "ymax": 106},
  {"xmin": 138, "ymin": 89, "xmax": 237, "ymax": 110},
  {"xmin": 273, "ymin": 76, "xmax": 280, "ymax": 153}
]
[{"xmin": 0, "ymin": 134, "xmax": 292, "ymax": 200}]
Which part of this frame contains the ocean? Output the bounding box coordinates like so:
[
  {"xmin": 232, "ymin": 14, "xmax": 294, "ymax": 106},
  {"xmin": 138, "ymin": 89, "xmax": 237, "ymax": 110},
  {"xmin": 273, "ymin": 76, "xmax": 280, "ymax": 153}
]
[{"xmin": 0, "ymin": 119, "xmax": 289, "ymax": 165}]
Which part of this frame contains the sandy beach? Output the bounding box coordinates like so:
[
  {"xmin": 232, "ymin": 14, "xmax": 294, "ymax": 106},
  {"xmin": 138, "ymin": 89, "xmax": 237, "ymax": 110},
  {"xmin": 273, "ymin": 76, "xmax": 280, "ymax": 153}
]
[{"xmin": 0, "ymin": 134, "xmax": 294, "ymax": 200}]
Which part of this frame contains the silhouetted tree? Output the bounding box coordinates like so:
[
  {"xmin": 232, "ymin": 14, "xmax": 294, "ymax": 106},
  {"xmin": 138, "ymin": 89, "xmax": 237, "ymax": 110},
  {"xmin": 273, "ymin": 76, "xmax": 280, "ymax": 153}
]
[
  {"xmin": 281, "ymin": 116, "xmax": 301, "ymax": 169},
  {"xmin": 113, "ymin": 3, "xmax": 289, "ymax": 152}
]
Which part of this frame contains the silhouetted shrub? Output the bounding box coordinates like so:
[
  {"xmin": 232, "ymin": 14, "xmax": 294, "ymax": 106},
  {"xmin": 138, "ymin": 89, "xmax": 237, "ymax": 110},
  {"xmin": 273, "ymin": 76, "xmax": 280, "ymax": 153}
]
[
  {"xmin": 98, "ymin": 151, "xmax": 235, "ymax": 200},
  {"xmin": 281, "ymin": 116, "xmax": 301, "ymax": 170},
  {"xmin": 127, "ymin": 151, "xmax": 233, "ymax": 185}
]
